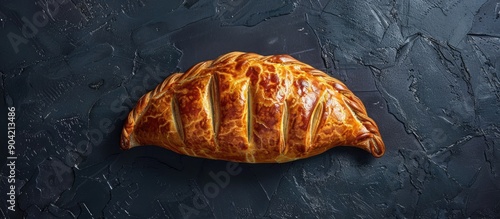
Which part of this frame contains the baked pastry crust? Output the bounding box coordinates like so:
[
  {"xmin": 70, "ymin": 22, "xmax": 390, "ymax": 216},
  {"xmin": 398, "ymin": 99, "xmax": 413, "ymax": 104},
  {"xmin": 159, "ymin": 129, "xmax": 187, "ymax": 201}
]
[{"xmin": 121, "ymin": 52, "xmax": 385, "ymax": 163}]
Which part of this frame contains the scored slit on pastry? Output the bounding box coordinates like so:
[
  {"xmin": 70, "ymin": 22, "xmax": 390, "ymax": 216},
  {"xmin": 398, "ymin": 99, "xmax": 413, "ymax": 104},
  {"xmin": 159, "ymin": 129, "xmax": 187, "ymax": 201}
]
[
  {"xmin": 246, "ymin": 80, "xmax": 253, "ymax": 145},
  {"xmin": 208, "ymin": 74, "xmax": 220, "ymax": 148},
  {"xmin": 309, "ymin": 94, "xmax": 324, "ymax": 148},
  {"xmin": 280, "ymin": 101, "xmax": 288, "ymax": 155},
  {"xmin": 171, "ymin": 95, "xmax": 184, "ymax": 143},
  {"xmin": 121, "ymin": 52, "xmax": 385, "ymax": 163}
]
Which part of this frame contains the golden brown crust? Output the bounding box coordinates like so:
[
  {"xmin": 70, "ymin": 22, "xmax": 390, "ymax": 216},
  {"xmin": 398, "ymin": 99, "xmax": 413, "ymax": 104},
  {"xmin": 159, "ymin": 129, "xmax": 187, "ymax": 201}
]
[{"xmin": 121, "ymin": 52, "xmax": 385, "ymax": 162}]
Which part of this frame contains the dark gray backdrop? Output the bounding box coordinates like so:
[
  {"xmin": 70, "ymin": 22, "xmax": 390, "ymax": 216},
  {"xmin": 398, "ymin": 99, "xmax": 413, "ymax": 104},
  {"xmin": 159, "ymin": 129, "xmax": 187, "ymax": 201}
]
[{"xmin": 1, "ymin": 0, "xmax": 499, "ymax": 218}]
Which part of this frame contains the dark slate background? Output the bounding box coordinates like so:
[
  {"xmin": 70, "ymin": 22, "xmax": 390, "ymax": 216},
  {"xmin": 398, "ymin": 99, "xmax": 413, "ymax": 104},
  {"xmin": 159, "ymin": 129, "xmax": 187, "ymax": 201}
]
[{"xmin": 1, "ymin": 0, "xmax": 499, "ymax": 218}]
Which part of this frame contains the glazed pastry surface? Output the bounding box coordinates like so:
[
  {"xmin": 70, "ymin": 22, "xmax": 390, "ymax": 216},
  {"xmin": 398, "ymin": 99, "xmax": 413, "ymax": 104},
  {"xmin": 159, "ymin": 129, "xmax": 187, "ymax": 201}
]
[{"xmin": 121, "ymin": 52, "xmax": 385, "ymax": 163}]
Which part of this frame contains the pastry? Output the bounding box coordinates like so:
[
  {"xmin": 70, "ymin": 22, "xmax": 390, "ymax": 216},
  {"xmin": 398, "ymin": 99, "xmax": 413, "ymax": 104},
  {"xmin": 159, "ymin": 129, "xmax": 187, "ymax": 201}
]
[{"xmin": 121, "ymin": 52, "xmax": 385, "ymax": 163}]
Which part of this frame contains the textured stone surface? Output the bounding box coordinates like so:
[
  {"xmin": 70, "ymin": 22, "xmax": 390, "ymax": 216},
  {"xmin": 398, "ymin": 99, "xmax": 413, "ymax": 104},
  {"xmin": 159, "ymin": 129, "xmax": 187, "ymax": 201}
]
[{"xmin": 1, "ymin": 0, "xmax": 499, "ymax": 218}]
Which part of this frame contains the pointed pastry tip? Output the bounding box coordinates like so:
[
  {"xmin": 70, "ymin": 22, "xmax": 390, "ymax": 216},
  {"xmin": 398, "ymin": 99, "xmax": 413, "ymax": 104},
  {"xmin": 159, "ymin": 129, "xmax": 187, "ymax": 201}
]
[
  {"xmin": 120, "ymin": 92, "xmax": 152, "ymax": 150},
  {"xmin": 355, "ymin": 132, "xmax": 385, "ymax": 158},
  {"xmin": 369, "ymin": 135, "xmax": 385, "ymax": 158},
  {"xmin": 120, "ymin": 133, "xmax": 130, "ymax": 150}
]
